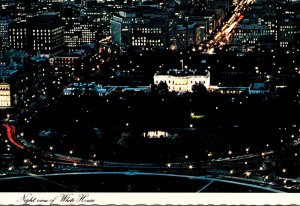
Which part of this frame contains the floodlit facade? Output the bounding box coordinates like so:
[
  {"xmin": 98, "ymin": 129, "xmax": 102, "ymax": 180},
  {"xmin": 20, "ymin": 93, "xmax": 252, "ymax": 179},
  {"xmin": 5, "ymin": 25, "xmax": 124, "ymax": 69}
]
[
  {"xmin": 0, "ymin": 83, "xmax": 11, "ymax": 108},
  {"xmin": 154, "ymin": 69, "xmax": 210, "ymax": 92}
]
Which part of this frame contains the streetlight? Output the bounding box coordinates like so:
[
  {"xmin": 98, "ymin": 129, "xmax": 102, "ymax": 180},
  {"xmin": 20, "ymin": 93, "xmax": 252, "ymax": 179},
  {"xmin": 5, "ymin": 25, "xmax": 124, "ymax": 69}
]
[
  {"xmin": 245, "ymin": 171, "xmax": 251, "ymax": 178},
  {"xmin": 245, "ymin": 147, "xmax": 249, "ymax": 154},
  {"xmin": 167, "ymin": 163, "xmax": 171, "ymax": 168},
  {"xmin": 188, "ymin": 165, "xmax": 193, "ymax": 169},
  {"xmin": 264, "ymin": 176, "xmax": 269, "ymax": 181},
  {"xmin": 69, "ymin": 150, "xmax": 73, "ymax": 155},
  {"xmin": 49, "ymin": 146, "xmax": 54, "ymax": 157},
  {"xmin": 31, "ymin": 139, "xmax": 35, "ymax": 144}
]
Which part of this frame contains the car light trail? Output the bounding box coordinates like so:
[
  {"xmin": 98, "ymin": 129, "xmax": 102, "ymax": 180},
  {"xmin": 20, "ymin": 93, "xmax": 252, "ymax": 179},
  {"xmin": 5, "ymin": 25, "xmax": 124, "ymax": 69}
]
[{"xmin": 2, "ymin": 124, "xmax": 24, "ymax": 150}]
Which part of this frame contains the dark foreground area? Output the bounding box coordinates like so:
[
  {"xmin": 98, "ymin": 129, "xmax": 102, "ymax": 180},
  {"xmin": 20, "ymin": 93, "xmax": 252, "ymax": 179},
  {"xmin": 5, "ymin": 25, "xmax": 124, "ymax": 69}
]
[{"xmin": 0, "ymin": 172, "xmax": 283, "ymax": 192}]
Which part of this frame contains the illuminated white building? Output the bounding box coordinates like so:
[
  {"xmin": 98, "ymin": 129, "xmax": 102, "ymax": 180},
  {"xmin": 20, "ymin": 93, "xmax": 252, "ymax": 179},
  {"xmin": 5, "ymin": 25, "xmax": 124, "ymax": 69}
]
[
  {"xmin": 154, "ymin": 69, "xmax": 210, "ymax": 92},
  {"xmin": 0, "ymin": 83, "xmax": 11, "ymax": 108}
]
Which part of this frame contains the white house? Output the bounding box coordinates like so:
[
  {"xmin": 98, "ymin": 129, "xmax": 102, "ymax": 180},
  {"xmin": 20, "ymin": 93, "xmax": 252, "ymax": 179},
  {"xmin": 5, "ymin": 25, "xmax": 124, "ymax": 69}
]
[{"xmin": 154, "ymin": 69, "xmax": 210, "ymax": 92}]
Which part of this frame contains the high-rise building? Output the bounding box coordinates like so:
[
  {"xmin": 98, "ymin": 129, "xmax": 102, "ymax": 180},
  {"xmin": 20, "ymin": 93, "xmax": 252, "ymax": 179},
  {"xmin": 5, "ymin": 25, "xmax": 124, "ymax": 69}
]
[
  {"xmin": 110, "ymin": 6, "xmax": 170, "ymax": 50},
  {"xmin": 64, "ymin": 22, "xmax": 96, "ymax": 50},
  {"xmin": 0, "ymin": 17, "xmax": 12, "ymax": 50},
  {"xmin": 8, "ymin": 12, "xmax": 64, "ymax": 54},
  {"xmin": 169, "ymin": 22, "xmax": 203, "ymax": 50},
  {"xmin": 130, "ymin": 18, "xmax": 168, "ymax": 51},
  {"xmin": 29, "ymin": 13, "xmax": 65, "ymax": 54},
  {"xmin": 8, "ymin": 21, "xmax": 28, "ymax": 51}
]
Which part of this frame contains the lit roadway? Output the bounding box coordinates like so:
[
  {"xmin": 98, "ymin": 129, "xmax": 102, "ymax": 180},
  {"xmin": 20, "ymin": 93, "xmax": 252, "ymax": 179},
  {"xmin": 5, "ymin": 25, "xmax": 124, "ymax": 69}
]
[
  {"xmin": 2, "ymin": 123, "xmax": 300, "ymax": 192},
  {"xmin": 200, "ymin": 0, "xmax": 256, "ymax": 54}
]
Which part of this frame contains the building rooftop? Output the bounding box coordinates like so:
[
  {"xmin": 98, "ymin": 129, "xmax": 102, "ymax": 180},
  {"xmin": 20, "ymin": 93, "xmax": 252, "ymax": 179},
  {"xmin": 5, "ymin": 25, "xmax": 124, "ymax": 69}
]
[{"xmin": 155, "ymin": 69, "xmax": 209, "ymax": 77}]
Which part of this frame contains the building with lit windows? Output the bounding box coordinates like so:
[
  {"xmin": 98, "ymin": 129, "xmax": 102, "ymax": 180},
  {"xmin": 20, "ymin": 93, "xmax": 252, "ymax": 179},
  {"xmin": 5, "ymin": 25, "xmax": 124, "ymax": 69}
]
[
  {"xmin": 154, "ymin": 69, "xmax": 210, "ymax": 92},
  {"xmin": 8, "ymin": 21, "xmax": 27, "ymax": 51},
  {"xmin": 8, "ymin": 13, "xmax": 64, "ymax": 54},
  {"xmin": 0, "ymin": 0, "xmax": 15, "ymax": 10},
  {"xmin": 277, "ymin": 1, "xmax": 299, "ymax": 49},
  {"xmin": 0, "ymin": 64, "xmax": 19, "ymax": 109},
  {"xmin": 64, "ymin": 22, "xmax": 96, "ymax": 50},
  {"xmin": 230, "ymin": 2, "xmax": 277, "ymax": 52},
  {"xmin": 169, "ymin": 22, "xmax": 202, "ymax": 50},
  {"xmin": 0, "ymin": 17, "xmax": 12, "ymax": 50},
  {"xmin": 0, "ymin": 83, "xmax": 11, "ymax": 108},
  {"xmin": 130, "ymin": 18, "xmax": 168, "ymax": 51},
  {"xmin": 110, "ymin": 6, "xmax": 169, "ymax": 50},
  {"xmin": 29, "ymin": 13, "xmax": 65, "ymax": 54}
]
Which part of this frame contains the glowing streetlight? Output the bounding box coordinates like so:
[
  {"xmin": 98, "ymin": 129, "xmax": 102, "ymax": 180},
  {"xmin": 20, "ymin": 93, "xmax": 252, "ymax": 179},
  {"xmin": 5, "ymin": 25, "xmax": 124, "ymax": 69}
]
[
  {"xmin": 230, "ymin": 170, "xmax": 234, "ymax": 174},
  {"xmin": 282, "ymin": 168, "xmax": 286, "ymax": 173},
  {"xmin": 31, "ymin": 140, "xmax": 35, "ymax": 144},
  {"xmin": 49, "ymin": 146, "xmax": 53, "ymax": 151},
  {"xmin": 245, "ymin": 171, "xmax": 251, "ymax": 177},
  {"xmin": 69, "ymin": 150, "xmax": 73, "ymax": 155},
  {"xmin": 245, "ymin": 147, "xmax": 249, "ymax": 153},
  {"xmin": 185, "ymin": 155, "xmax": 188, "ymax": 159},
  {"xmin": 167, "ymin": 163, "xmax": 171, "ymax": 168},
  {"xmin": 188, "ymin": 165, "xmax": 193, "ymax": 169},
  {"xmin": 228, "ymin": 150, "xmax": 232, "ymax": 155}
]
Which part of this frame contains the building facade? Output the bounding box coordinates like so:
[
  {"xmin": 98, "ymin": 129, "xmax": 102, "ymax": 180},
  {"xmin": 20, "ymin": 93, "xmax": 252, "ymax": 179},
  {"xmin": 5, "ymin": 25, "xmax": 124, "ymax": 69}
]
[
  {"xmin": 0, "ymin": 83, "xmax": 11, "ymax": 108},
  {"xmin": 8, "ymin": 13, "xmax": 64, "ymax": 54},
  {"xmin": 154, "ymin": 69, "xmax": 210, "ymax": 92}
]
